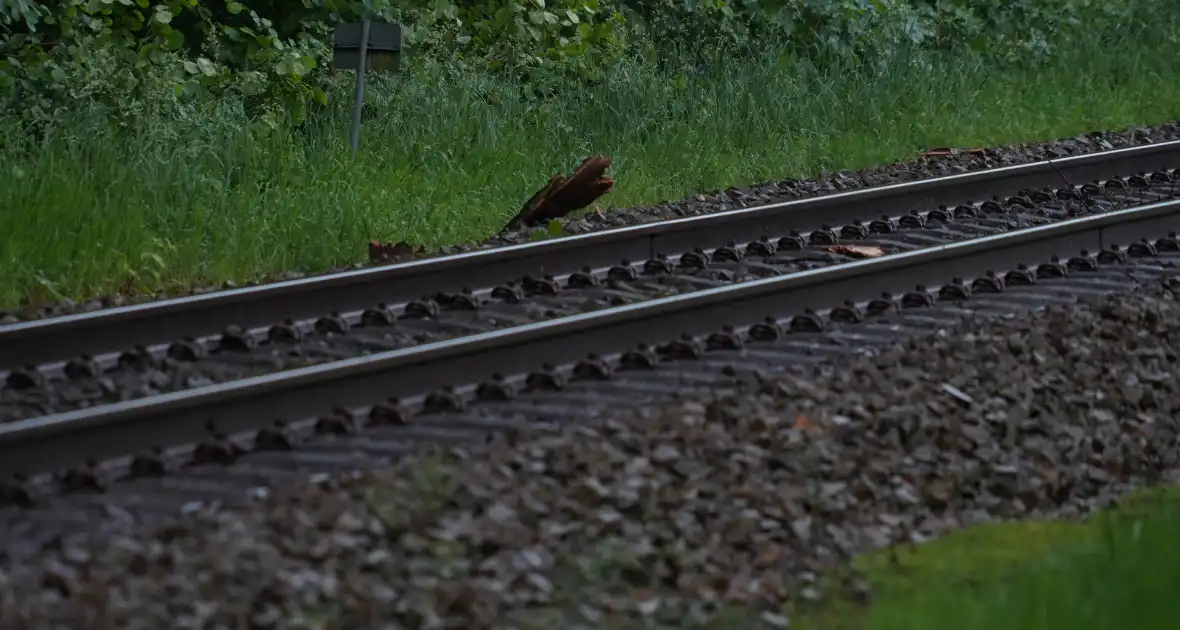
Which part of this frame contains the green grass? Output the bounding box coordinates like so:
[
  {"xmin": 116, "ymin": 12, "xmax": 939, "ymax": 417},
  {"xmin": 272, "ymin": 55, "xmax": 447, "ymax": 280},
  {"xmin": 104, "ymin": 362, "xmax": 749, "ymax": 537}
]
[
  {"xmin": 792, "ymin": 486, "xmax": 1180, "ymax": 630},
  {"xmin": 3, "ymin": 19, "xmax": 1180, "ymax": 308}
]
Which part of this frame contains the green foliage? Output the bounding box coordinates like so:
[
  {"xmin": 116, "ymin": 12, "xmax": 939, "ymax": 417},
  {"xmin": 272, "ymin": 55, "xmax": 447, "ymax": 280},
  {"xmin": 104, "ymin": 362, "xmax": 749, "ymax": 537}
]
[
  {"xmin": 618, "ymin": 0, "xmax": 929, "ymax": 64},
  {"xmin": 0, "ymin": 0, "xmax": 629, "ymax": 122},
  {"xmin": 401, "ymin": 0, "xmax": 628, "ymax": 80},
  {"xmin": 2, "ymin": 0, "xmax": 1177, "ymax": 125},
  {"xmin": 912, "ymin": 0, "xmax": 1146, "ymax": 63},
  {"xmin": 0, "ymin": 0, "xmax": 330, "ymax": 125}
]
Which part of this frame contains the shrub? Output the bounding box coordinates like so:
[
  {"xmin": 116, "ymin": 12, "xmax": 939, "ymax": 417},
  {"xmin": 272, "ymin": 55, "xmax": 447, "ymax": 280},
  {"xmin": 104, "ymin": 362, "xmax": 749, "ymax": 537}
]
[{"xmin": 0, "ymin": 0, "xmax": 1174, "ymax": 124}]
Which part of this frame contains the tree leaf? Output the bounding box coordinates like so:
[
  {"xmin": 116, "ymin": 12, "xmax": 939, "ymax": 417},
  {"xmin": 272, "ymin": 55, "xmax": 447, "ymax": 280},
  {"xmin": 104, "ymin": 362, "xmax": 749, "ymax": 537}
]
[{"xmin": 196, "ymin": 57, "xmax": 217, "ymax": 76}]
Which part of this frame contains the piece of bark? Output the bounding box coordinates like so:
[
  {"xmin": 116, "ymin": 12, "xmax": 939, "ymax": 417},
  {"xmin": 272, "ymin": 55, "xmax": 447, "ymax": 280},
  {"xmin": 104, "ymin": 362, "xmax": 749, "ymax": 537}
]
[
  {"xmin": 920, "ymin": 147, "xmax": 986, "ymax": 158},
  {"xmin": 502, "ymin": 155, "xmax": 615, "ymax": 233}
]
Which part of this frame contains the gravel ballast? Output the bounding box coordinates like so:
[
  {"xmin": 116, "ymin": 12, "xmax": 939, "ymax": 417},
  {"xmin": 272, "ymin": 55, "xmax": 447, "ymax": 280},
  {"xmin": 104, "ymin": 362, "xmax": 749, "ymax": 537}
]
[
  {"xmin": 6, "ymin": 121, "xmax": 1180, "ymax": 321},
  {"xmin": 3, "ymin": 280, "xmax": 1180, "ymax": 629}
]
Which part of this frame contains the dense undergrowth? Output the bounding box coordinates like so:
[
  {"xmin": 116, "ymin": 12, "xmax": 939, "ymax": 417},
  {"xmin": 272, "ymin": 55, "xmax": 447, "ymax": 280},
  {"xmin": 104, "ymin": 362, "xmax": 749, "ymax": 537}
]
[
  {"xmin": 1, "ymin": 0, "xmax": 1179, "ymax": 306},
  {"xmin": 1, "ymin": 0, "xmax": 1147, "ymax": 123}
]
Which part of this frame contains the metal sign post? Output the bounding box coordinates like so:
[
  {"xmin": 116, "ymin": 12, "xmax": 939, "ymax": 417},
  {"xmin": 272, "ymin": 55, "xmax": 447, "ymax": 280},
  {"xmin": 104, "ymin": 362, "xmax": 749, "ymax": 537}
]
[
  {"xmin": 332, "ymin": 3, "xmax": 403, "ymax": 154},
  {"xmin": 347, "ymin": 18, "xmax": 371, "ymax": 154}
]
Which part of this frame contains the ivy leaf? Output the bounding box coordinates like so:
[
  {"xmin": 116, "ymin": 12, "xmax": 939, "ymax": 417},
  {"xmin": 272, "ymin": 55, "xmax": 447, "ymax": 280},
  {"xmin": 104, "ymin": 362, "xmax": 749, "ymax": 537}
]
[
  {"xmin": 227, "ymin": 1, "xmax": 244, "ymax": 15},
  {"xmin": 154, "ymin": 7, "xmax": 173, "ymax": 23}
]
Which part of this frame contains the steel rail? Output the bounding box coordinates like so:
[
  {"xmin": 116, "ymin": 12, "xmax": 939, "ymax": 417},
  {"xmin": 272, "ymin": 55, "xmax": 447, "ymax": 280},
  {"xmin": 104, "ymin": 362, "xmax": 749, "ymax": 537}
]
[
  {"xmin": 3, "ymin": 197, "xmax": 1179, "ymax": 476},
  {"xmin": 3, "ymin": 141, "xmax": 1180, "ymax": 371}
]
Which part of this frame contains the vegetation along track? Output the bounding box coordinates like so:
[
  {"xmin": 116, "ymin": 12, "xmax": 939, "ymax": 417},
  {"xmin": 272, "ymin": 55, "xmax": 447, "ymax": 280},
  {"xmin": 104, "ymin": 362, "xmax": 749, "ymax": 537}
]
[
  {"xmin": 6, "ymin": 189, "xmax": 1180, "ymax": 559},
  {"xmin": 3, "ymin": 142, "xmax": 1180, "ymax": 421}
]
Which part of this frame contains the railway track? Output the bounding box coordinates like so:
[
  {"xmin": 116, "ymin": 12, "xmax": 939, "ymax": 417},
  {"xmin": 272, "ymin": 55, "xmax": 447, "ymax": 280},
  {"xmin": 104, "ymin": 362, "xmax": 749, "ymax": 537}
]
[
  {"xmin": 4, "ymin": 143, "xmax": 1180, "ymax": 558},
  {"xmin": 3, "ymin": 143, "xmax": 1180, "ymax": 423},
  {"xmin": 1, "ymin": 141, "xmax": 1178, "ymax": 375},
  {"xmin": 3, "ymin": 193, "xmax": 1180, "ymax": 522}
]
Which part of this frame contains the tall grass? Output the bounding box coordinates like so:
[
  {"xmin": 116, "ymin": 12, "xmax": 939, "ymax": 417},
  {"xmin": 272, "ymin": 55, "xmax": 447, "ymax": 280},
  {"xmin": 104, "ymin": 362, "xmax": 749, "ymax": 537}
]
[{"xmin": 2, "ymin": 17, "xmax": 1179, "ymax": 307}]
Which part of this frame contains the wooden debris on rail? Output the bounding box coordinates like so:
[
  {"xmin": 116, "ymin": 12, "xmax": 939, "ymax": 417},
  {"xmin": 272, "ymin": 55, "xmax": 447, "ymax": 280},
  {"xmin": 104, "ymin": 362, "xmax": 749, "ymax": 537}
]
[
  {"xmin": 826, "ymin": 244, "xmax": 885, "ymax": 259},
  {"xmin": 920, "ymin": 147, "xmax": 986, "ymax": 158},
  {"xmin": 501, "ymin": 155, "xmax": 615, "ymax": 233}
]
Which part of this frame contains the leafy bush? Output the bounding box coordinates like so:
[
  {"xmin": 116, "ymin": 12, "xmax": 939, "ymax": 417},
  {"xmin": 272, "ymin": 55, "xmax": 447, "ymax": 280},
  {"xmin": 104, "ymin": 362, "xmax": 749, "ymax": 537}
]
[
  {"xmin": 1, "ymin": 0, "xmax": 1175, "ymax": 124},
  {"xmin": 912, "ymin": 0, "xmax": 1146, "ymax": 63},
  {"xmin": 0, "ymin": 0, "xmax": 629, "ymax": 123},
  {"xmin": 1, "ymin": 0, "xmax": 330, "ymax": 125}
]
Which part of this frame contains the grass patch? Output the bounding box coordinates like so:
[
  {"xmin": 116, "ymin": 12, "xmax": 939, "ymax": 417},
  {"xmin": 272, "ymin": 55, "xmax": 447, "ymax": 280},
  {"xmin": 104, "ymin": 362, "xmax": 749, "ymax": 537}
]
[
  {"xmin": 3, "ymin": 19, "xmax": 1180, "ymax": 307},
  {"xmin": 794, "ymin": 486, "xmax": 1180, "ymax": 630}
]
